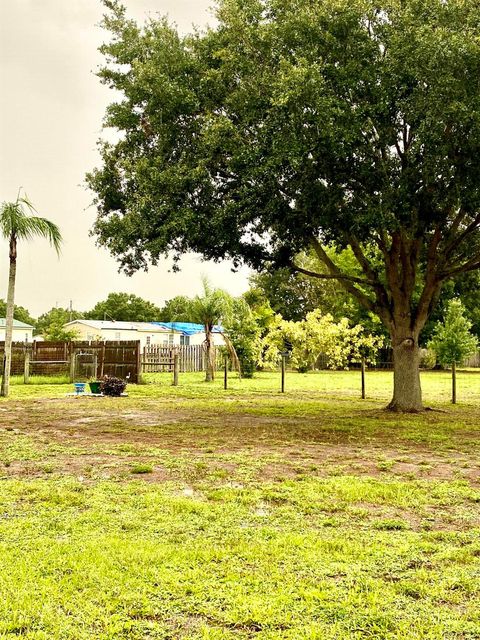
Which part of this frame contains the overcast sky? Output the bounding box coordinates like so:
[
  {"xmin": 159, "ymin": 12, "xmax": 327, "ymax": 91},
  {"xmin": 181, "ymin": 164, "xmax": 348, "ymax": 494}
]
[{"xmin": 0, "ymin": 0, "xmax": 250, "ymax": 318}]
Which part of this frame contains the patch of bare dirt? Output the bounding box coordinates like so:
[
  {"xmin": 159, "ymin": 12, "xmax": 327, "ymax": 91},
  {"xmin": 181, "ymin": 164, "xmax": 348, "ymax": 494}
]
[{"xmin": 1, "ymin": 398, "xmax": 479, "ymax": 487}]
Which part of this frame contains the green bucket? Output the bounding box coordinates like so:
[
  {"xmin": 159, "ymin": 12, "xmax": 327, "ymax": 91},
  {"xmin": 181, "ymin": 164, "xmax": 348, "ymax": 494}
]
[{"xmin": 89, "ymin": 381, "xmax": 102, "ymax": 394}]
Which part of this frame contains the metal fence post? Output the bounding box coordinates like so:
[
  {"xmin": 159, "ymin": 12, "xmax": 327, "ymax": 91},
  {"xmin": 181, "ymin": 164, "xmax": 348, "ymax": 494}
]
[
  {"xmin": 361, "ymin": 357, "xmax": 366, "ymax": 399},
  {"xmin": 281, "ymin": 352, "xmax": 287, "ymax": 393},
  {"xmin": 452, "ymin": 361, "xmax": 457, "ymax": 404},
  {"xmin": 173, "ymin": 352, "xmax": 180, "ymax": 386}
]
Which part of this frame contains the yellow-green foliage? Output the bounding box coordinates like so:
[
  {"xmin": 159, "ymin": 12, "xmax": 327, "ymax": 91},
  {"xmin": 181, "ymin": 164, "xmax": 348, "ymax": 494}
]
[{"xmin": 261, "ymin": 310, "xmax": 383, "ymax": 371}]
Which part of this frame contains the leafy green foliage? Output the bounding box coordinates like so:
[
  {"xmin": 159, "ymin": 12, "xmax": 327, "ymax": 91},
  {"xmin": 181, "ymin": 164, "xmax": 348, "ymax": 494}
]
[
  {"xmin": 428, "ymin": 300, "xmax": 478, "ymax": 366},
  {"xmin": 188, "ymin": 280, "xmax": 232, "ymax": 330},
  {"xmin": 159, "ymin": 295, "xmax": 192, "ymax": 322},
  {"xmin": 35, "ymin": 307, "xmax": 83, "ymax": 340},
  {"xmin": 223, "ymin": 297, "xmax": 262, "ymax": 378},
  {"xmin": 85, "ymin": 292, "xmax": 161, "ymax": 322},
  {"xmin": 262, "ymin": 310, "xmax": 384, "ymax": 372},
  {"xmin": 89, "ymin": 0, "xmax": 480, "ymax": 283},
  {"xmin": 0, "ymin": 300, "xmax": 35, "ymax": 326},
  {"xmin": 250, "ymin": 248, "xmax": 385, "ymax": 335}
]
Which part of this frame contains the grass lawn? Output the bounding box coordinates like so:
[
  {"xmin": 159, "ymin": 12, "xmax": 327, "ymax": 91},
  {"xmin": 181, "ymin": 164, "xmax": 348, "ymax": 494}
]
[{"xmin": 0, "ymin": 371, "xmax": 479, "ymax": 639}]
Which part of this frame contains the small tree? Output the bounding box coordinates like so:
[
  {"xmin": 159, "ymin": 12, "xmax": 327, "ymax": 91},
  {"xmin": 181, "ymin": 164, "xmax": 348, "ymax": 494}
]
[
  {"xmin": 36, "ymin": 307, "xmax": 82, "ymax": 340},
  {"xmin": 189, "ymin": 278, "xmax": 233, "ymax": 382},
  {"xmin": 428, "ymin": 300, "xmax": 478, "ymax": 367},
  {"xmin": 224, "ymin": 298, "xmax": 262, "ymax": 378},
  {"xmin": 0, "ymin": 193, "xmax": 61, "ymax": 396}
]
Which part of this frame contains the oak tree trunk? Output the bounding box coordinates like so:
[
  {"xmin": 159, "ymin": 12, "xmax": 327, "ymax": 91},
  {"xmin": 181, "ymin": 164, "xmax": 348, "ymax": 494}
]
[{"xmin": 387, "ymin": 333, "xmax": 423, "ymax": 412}]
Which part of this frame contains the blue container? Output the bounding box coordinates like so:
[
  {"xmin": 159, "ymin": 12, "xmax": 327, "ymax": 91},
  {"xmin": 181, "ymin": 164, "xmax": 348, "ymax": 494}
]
[{"xmin": 74, "ymin": 382, "xmax": 86, "ymax": 395}]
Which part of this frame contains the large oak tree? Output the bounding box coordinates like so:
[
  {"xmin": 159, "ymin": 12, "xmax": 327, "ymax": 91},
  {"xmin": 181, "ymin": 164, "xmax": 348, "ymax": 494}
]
[{"xmin": 88, "ymin": 0, "xmax": 480, "ymax": 411}]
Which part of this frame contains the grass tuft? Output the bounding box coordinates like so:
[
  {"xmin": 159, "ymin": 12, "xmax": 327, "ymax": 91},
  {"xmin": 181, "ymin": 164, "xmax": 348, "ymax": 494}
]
[{"xmin": 130, "ymin": 463, "xmax": 154, "ymax": 474}]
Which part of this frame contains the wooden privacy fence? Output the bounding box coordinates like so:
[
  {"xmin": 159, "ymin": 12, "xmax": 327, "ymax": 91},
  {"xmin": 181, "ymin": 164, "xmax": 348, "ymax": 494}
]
[
  {"xmin": 141, "ymin": 345, "xmax": 223, "ymax": 373},
  {"xmin": 0, "ymin": 340, "xmax": 141, "ymax": 383}
]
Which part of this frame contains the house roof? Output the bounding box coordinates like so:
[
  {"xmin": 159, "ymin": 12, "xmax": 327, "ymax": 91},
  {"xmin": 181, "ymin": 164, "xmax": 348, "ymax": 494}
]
[
  {"xmin": 0, "ymin": 318, "xmax": 34, "ymax": 329},
  {"xmin": 64, "ymin": 320, "xmax": 175, "ymax": 333},
  {"xmin": 153, "ymin": 322, "xmax": 223, "ymax": 336}
]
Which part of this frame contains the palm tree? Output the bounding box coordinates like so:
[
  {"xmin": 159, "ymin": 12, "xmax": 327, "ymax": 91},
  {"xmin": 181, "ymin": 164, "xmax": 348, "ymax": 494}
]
[
  {"xmin": 190, "ymin": 278, "xmax": 234, "ymax": 382},
  {"xmin": 0, "ymin": 193, "xmax": 62, "ymax": 397}
]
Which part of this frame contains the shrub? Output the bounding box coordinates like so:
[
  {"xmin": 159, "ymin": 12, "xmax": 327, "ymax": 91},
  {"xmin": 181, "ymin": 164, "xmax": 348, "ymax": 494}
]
[
  {"xmin": 419, "ymin": 349, "xmax": 436, "ymax": 369},
  {"xmin": 428, "ymin": 300, "xmax": 478, "ymax": 366},
  {"xmin": 101, "ymin": 376, "xmax": 127, "ymax": 397},
  {"xmin": 260, "ymin": 310, "xmax": 384, "ymax": 371}
]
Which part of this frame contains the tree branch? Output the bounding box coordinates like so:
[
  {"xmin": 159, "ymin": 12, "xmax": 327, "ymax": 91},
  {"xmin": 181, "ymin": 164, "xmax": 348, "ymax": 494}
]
[
  {"xmin": 309, "ymin": 237, "xmax": 388, "ymax": 323},
  {"xmin": 443, "ymin": 211, "xmax": 480, "ymax": 258},
  {"xmin": 439, "ymin": 257, "xmax": 480, "ymax": 279},
  {"xmin": 347, "ymin": 234, "xmax": 391, "ymax": 310},
  {"xmin": 291, "ymin": 263, "xmax": 375, "ymax": 286}
]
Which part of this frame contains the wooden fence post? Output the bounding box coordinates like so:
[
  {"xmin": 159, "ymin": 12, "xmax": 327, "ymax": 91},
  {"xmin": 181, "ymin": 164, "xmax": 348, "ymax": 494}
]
[
  {"xmin": 452, "ymin": 361, "xmax": 457, "ymax": 404},
  {"xmin": 136, "ymin": 341, "xmax": 141, "ymax": 383},
  {"xmin": 100, "ymin": 343, "xmax": 105, "ymax": 378},
  {"xmin": 23, "ymin": 345, "xmax": 30, "ymax": 384},
  {"xmin": 361, "ymin": 357, "xmax": 366, "ymax": 399},
  {"xmin": 69, "ymin": 350, "xmax": 76, "ymax": 382},
  {"xmin": 224, "ymin": 356, "xmax": 228, "ymax": 390},
  {"xmin": 173, "ymin": 352, "xmax": 180, "ymax": 386},
  {"xmin": 281, "ymin": 353, "xmax": 287, "ymax": 393}
]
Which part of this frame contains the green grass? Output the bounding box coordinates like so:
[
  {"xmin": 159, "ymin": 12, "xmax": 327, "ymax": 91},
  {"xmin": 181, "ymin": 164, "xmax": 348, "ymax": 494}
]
[
  {"xmin": 10, "ymin": 374, "xmax": 71, "ymax": 385},
  {"xmin": 0, "ymin": 371, "xmax": 479, "ymax": 638},
  {"xmin": 130, "ymin": 463, "xmax": 154, "ymax": 474}
]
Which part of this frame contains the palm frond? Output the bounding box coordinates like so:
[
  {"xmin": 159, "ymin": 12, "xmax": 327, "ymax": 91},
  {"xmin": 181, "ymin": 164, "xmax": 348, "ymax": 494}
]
[
  {"xmin": 16, "ymin": 216, "xmax": 62, "ymax": 254},
  {"xmin": 0, "ymin": 195, "xmax": 62, "ymax": 253},
  {"xmin": 218, "ymin": 331, "xmax": 242, "ymax": 377}
]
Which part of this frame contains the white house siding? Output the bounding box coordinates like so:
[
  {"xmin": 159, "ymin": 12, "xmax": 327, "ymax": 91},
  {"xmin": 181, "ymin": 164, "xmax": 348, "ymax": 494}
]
[
  {"xmin": 63, "ymin": 321, "xmax": 178, "ymax": 350},
  {"xmin": 143, "ymin": 331, "xmax": 177, "ymax": 348},
  {"xmin": 188, "ymin": 332, "xmax": 225, "ymax": 347},
  {"xmin": 0, "ymin": 328, "xmax": 34, "ymax": 343}
]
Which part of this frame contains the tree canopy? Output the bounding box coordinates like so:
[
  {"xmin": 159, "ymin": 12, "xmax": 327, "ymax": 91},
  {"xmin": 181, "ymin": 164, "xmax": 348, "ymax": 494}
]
[
  {"xmin": 159, "ymin": 295, "xmax": 193, "ymax": 322},
  {"xmin": 89, "ymin": 0, "xmax": 480, "ymax": 411},
  {"xmin": 0, "ymin": 300, "xmax": 35, "ymax": 327},
  {"xmin": 249, "ymin": 248, "xmax": 384, "ymax": 336},
  {"xmin": 35, "ymin": 307, "xmax": 83, "ymax": 341},
  {"xmin": 85, "ymin": 292, "xmax": 161, "ymax": 322}
]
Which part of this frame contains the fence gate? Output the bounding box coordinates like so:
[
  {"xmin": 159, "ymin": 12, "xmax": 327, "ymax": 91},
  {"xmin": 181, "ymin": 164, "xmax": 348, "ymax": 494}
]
[{"xmin": 0, "ymin": 340, "xmax": 141, "ymax": 383}]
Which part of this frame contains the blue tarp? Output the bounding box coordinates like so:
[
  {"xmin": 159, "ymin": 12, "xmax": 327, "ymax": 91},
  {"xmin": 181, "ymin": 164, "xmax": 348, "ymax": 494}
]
[{"xmin": 152, "ymin": 322, "xmax": 223, "ymax": 336}]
